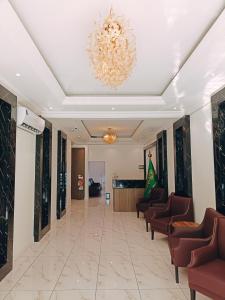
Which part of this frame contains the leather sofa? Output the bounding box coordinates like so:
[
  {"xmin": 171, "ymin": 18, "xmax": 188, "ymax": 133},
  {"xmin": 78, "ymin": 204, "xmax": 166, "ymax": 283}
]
[
  {"xmin": 188, "ymin": 217, "xmax": 225, "ymax": 300},
  {"xmin": 169, "ymin": 208, "xmax": 223, "ymax": 283},
  {"xmin": 150, "ymin": 193, "xmax": 194, "ymax": 240}
]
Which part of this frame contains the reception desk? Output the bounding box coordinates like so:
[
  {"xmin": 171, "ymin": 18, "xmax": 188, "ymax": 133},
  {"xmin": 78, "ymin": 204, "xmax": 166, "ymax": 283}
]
[{"xmin": 113, "ymin": 180, "xmax": 145, "ymax": 212}]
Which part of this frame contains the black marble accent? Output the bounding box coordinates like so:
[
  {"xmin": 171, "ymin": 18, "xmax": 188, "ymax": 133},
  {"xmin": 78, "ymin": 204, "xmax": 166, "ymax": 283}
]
[
  {"xmin": 112, "ymin": 180, "xmax": 146, "ymax": 189},
  {"xmin": 57, "ymin": 131, "xmax": 67, "ymax": 219},
  {"xmin": 34, "ymin": 120, "xmax": 52, "ymax": 242},
  {"xmin": 173, "ymin": 116, "xmax": 192, "ymax": 197},
  {"xmin": 0, "ymin": 85, "xmax": 17, "ymax": 281},
  {"xmin": 156, "ymin": 130, "xmax": 168, "ymax": 196},
  {"xmin": 211, "ymin": 87, "xmax": 225, "ymax": 215}
]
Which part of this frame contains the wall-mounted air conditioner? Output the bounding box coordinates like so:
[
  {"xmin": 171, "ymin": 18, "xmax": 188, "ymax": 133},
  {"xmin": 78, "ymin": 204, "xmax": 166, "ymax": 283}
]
[{"xmin": 17, "ymin": 106, "xmax": 45, "ymax": 135}]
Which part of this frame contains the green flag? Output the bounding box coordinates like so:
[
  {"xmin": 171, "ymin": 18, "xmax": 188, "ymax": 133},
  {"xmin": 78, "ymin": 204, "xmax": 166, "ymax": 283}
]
[{"xmin": 144, "ymin": 159, "xmax": 157, "ymax": 198}]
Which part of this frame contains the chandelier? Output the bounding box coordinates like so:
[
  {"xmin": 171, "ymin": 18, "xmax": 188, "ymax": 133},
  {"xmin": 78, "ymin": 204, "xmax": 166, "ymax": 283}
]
[
  {"xmin": 87, "ymin": 8, "xmax": 136, "ymax": 88},
  {"xmin": 103, "ymin": 128, "xmax": 117, "ymax": 144}
]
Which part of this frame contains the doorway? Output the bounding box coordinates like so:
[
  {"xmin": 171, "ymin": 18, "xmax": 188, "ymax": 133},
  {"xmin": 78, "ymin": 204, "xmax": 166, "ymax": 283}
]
[{"xmin": 88, "ymin": 161, "xmax": 105, "ymax": 198}]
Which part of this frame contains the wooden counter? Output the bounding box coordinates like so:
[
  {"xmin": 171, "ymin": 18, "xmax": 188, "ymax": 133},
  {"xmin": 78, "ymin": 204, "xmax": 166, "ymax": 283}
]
[{"xmin": 113, "ymin": 188, "xmax": 144, "ymax": 212}]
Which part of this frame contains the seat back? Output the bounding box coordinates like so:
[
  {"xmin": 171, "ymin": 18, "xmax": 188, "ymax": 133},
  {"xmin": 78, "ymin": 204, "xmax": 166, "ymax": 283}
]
[
  {"xmin": 170, "ymin": 194, "xmax": 192, "ymax": 216},
  {"xmin": 217, "ymin": 217, "xmax": 225, "ymax": 259},
  {"xmin": 202, "ymin": 208, "xmax": 224, "ymax": 237},
  {"xmin": 149, "ymin": 187, "xmax": 166, "ymax": 202}
]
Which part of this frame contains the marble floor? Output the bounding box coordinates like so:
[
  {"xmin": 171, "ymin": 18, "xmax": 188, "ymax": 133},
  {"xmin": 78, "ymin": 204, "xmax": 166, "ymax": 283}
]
[{"xmin": 0, "ymin": 198, "xmax": 210, "ymax": 300}]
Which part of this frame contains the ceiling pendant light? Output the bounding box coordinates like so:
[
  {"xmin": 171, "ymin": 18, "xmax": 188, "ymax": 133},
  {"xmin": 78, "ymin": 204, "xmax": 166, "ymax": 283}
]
[
  {"xmin": 87, "ymin": 8, "xmax": 136, "ymax": 88},
  {"xmin": 103, "ymin": 128, "xmax": 117, "ymax": 144}
]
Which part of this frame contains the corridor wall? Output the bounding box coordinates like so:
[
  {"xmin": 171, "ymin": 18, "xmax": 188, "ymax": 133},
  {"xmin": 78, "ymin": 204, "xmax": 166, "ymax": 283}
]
[
  {"xmin": 14, "ymin": 128, "xmax": 36, "ymax": 259},
  {"xmin": 165, "ymin": 103, "xmax": 216, "ymax": 222},
  {"xmin": 88, "ymin": 144, "xmax": 144, "ymax": 196},
  {"xmin": 14, "ymin": 122, "xmax": 72, "ymax": 259}
]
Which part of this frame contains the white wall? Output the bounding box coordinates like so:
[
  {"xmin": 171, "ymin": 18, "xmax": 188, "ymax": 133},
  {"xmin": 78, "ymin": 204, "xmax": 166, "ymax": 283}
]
[
  {"xmin": 165, "ymin": 103, "xmax": 216, "ymax": 222},
  {"xmin": 14, "ymin": 128, "xmax": 36, "ymax": 259},
  {"xmin": 190, "ymin": 103, "xmax": 216, "ymax": 222},
  {"xmin": 145, "ymin": 144, "xmax": 156, "ymax": 171},
  {"xmin": 88, "ymin": 144, "xmax": 144, "ymax": 195},
  {"xmin": 89, "ymin": 161, "xmax": 106, "ymax": 190},
  {"xmin": 13, "ymin": 125, "xmax": 72, "ymax": 259}
]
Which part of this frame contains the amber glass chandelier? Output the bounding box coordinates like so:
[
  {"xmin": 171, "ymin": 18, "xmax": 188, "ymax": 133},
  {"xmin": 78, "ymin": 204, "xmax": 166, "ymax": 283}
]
[
  {"xmin": 103, "ymin": 128, "xmax": 117, "ymax": 144},
  {"xmin": 87, "ymin": 8, "xmax": 136, "ymax": 88}
]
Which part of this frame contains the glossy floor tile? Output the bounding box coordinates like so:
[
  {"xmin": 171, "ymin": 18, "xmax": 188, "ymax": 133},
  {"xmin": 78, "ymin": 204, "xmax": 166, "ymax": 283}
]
[{"xmin": 0, "ymin": 197, "xmax": 208, "ymax": 299}]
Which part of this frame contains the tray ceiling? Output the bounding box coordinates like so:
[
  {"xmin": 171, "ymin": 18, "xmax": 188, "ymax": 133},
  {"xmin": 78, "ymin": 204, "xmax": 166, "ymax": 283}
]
[{"xmin": 9, "ymin": 0, "xmax": 225, "ymax": 96}]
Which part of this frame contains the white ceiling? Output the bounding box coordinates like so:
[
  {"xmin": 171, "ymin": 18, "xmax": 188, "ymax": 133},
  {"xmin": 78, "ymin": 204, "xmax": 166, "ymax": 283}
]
[
  {"xmin": 9, "ymin": 0, "xmax": 225, "ymax": 96},
  {"xmin": 49, "ymin": 117, "xmax": 177, "ymax": 145},
  {"xmin": 82, "ymin": 120, "xmax": 142, "ymax": 137},
  {"xmin": 0, "ymin": 1, "xmax": 225, "ymax": 145}
]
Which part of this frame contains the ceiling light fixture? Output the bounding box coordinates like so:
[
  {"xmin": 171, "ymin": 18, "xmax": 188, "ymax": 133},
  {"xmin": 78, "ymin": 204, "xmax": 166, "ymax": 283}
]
[
  {"xmin": 16, "ymin": 73, "xmax": 21, "ymax": 77},
  {"xmin": 48, "ymin": 106, "xmax": 53, "ymax": 110},
  {"xmin": 87, "ymin": 8, "xmax": 136, "ymax": 88},
  {"xmin": 111, "ymin": 107, "xmax": 115, "ymax": 110},
  {"xmin": 103, "ymin": 128, "xmax": 117, "ymax": 144}
]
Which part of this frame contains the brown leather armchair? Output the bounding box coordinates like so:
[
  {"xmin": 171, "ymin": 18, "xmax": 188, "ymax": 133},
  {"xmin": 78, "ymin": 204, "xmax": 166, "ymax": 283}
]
[
  {"xmin": 144, "ymin": 193, "xmax": 173, "ymax": 232},
  {"xmin": 169, "ymin": 208, "xmax": 223, "ymax": 283},
  {"xmin": 150, "ymin": 193, "xmax": 194, "ymax": 240},
  {"xmin": 136, "ymin": 187, "xmax": 166, "ymax": 218},
  {"xmin": 188, "ymin": 217, "xmax": 225, "ymax": 300}
]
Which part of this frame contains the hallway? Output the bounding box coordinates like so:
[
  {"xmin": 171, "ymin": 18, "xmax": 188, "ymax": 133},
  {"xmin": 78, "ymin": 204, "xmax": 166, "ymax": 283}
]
[{"xmin": 0, "ymin": 199, "xmax": 207, "ymax": 300}]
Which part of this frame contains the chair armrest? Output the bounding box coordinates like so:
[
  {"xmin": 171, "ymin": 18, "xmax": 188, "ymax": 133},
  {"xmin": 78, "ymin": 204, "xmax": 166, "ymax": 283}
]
[
  {"xmin": 188, "ymin": 242, "xmax": 217, "ymax": 267},
  {"xmin": 153, "ymin": 209, "xmax": 170, "ymax": 219},
  {"xmin": 188, "ymin": 218, "xmax": 219, "ymax": 267},
  {"xmin": 148, "ymin": 199, "xmax": 165, "ymax": 206},
  {"xmin": 174, "ymin": 237, "xmax": 211, "ymax": 256},
  {"xmin": 170, "ymin": 227, "xmax": 203, "ymax": 238},
  {"xmin": 152, "ymin": 203, "xmax": 167, "ymax": 207},
  {"xmin": 171, "ymin": 213, "xmax": 193, "ymax": 223}
]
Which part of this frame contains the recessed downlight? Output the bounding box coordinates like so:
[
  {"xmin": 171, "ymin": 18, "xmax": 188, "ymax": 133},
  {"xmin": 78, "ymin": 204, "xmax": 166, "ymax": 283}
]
[
  {"xmin": 16, "ymin": 73, "xmax": 21, "ymax": 77},
  {"xmin": 111, "ymin": 107, "xmax": 115, "ymax": 111},
  {"xmin": 48, "ymin": 106, "xmax": 53, "ymax": 110}
]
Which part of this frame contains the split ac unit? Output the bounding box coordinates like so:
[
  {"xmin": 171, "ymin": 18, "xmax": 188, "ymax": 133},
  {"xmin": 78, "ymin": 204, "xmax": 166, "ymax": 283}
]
[{"xmin": 17, "ymin": 106, "xmax": 45, "ymax": 135}]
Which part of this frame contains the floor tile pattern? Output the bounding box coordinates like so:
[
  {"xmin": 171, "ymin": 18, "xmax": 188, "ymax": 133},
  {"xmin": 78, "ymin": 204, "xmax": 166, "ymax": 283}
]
[{"xmin": 0, "ymin": 198, "xmax": 210, "ymax": 299}]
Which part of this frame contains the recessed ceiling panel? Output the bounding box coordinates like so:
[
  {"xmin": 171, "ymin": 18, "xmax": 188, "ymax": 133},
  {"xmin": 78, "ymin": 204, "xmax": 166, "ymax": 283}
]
[
  {"xmin": 9, "ymin": 0, "xmax": 225, "ymax": 96},
  {"xmin": 82, "ymin": 119, "xmax": 142, "ymax": 137}
]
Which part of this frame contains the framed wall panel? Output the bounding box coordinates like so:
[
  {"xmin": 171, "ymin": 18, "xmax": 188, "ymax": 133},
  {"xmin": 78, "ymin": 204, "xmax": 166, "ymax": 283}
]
[
  {"xmin": 34, "ymin": 120, "xmax": 52, "ymax": 242},
  {"xmin": 57, "ymin": 131, "xmax": 67, "ymax": 219},
  {"xmin": 211, "ymin": 87, "xmax": 225, "ymax": 215},
  {"xmin": 156, "ymin": 130, "xmax": 168, "ymax": 196},
  {"xmin": 173, "ymin": 116, "xmax": 192, "ymax": 197},
  {"xmin": 0, "ymin": 85, "xmax": 17, "ymax": 280},
  {"xmin": 71, "ymin": 148, "xmax": 85, "ymax": 200}
]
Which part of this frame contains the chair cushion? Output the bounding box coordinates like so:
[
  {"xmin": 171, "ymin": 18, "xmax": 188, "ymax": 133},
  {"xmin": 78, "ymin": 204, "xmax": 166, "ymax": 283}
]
[
  {"xmin": 151, "ymin": 217, "xmax": 171, "ymax": 235},
  {"xmin": 189, "ymin": 259, "xmax": 225, "ymax": 299}
]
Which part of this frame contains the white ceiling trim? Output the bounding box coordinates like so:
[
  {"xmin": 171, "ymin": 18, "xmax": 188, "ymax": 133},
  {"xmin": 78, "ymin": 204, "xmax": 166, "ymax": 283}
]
[
  {"xmin": 63, "ymin": 96, "xmax": 164, "ymax": 106},
  {"xmin": 42, "ymin": 110, "xmax": 183, "ymax": 119}
]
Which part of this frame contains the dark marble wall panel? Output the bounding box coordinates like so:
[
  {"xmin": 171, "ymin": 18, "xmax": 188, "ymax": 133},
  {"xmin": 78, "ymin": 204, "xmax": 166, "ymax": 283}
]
[
  {"xmin": 34, "ymin": 121, "xmax": 52, "ymax": 242},
  {"xmin": 211, "ymin": 87, "xmax": 225, "ymax": 215},
  {"xmin": 173, "ymin": 116, "xmax": 192, "ymax": 197},
  {"xmin": 57, "ymin": 131, "xmax": 67, "ymax": 219},
  {"xmin": 156, "ymin": 130, "xmax": 168, "ymax": 196},
  {"xmin": 0, "ymin": 85, "xmax": 17, "ymax": 281}
]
